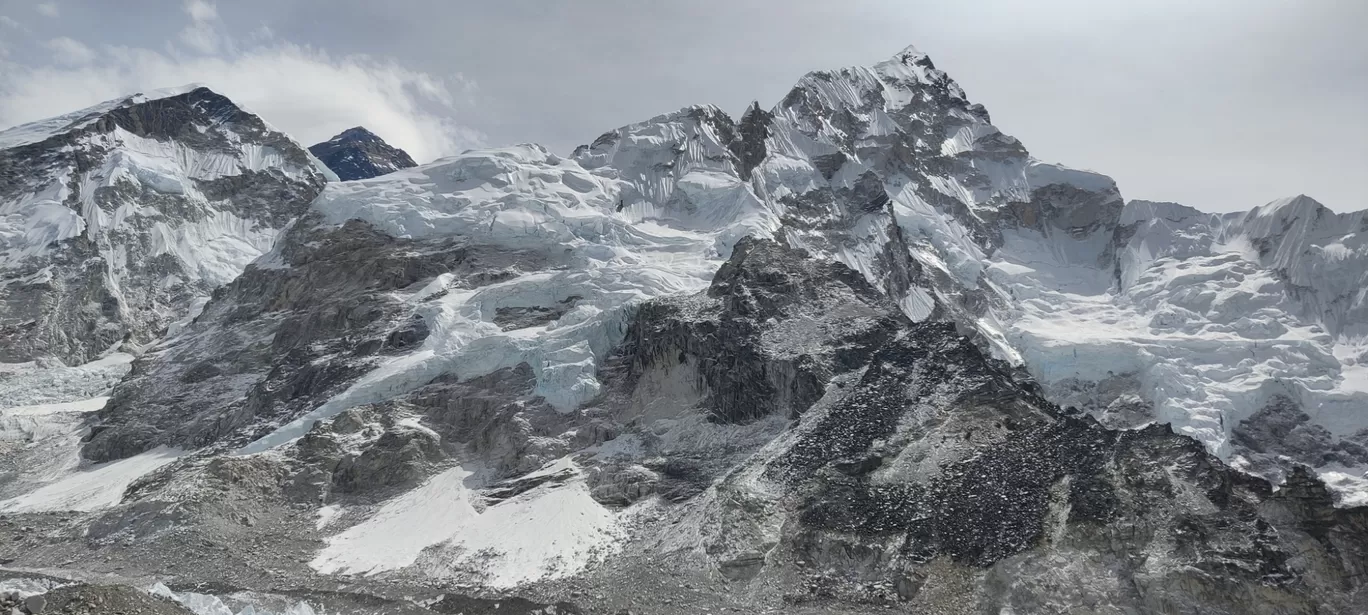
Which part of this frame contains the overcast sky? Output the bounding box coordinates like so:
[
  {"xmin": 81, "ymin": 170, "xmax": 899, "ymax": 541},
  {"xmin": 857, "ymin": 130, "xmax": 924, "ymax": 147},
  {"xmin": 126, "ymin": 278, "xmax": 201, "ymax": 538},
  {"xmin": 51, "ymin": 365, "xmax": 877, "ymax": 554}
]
[{"xmin": 0, "ymin": 0, "xmax": 1363, "ymax": 211}]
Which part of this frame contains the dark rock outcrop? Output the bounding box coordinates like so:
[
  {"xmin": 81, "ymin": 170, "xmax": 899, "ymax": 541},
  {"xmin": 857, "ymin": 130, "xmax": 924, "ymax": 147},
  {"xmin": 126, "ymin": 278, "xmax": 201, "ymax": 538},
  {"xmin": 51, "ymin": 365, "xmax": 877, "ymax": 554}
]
[
  {"xmin": 607, "ymin": 237, "xmax": 904, "ymax": 424},
  {"xmin": 308, "ymin": 127, "xmax": 417, "ymax": 181}
]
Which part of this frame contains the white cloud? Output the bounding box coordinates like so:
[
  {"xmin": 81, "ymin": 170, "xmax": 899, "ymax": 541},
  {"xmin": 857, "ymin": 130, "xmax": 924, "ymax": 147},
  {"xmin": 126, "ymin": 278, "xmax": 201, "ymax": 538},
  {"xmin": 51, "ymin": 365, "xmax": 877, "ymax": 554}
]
[
  {"xmin": 177, "ymin": 0, "xmax": 223, "ymax": 54},
  {"xmin": 0, "ymin": 10, "xmax": 480, "ymax": 161},
  {"xmin": 0, "ymin": 15, "xmax": 21, "ymax": 29},
  {"xmin": 248, "ymin": 24, "xmax": 274, "ymax": 43},
  {"xmin": 183, "ymin": 0, "xmax": 217, "ymax": 23},
  {"xmin": 43, "ymin": 37, "xmax": 95, "ymax": 65},
  {"xmin": 178, "ymin": 22, "xmax": 223, "ymax": 54},
  {"xmin": 34, "ymin": 2, "xmax": 57, "ymax": 18}
]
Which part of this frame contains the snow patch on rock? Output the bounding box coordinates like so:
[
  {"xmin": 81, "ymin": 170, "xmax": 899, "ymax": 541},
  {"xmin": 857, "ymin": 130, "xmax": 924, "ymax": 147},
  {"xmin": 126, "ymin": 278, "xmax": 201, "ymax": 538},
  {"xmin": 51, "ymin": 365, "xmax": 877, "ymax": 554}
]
[
  {"xmin": 312, "ymin": 459, "xmax": 622, "ymax": 588},
  {"xmin": 0, "ymin": 446, "xmax": 180, "ymax": 513}
]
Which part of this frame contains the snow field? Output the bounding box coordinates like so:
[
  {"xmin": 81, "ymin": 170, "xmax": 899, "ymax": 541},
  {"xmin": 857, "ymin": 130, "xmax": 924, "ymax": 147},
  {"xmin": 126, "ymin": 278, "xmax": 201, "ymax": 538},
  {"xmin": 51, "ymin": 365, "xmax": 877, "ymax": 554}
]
[
  {"xmin": 311, "ymin": 459, "xmax": 623, "ymax": 588},
  {"xmin": 0, "ymin": 446, "xmax": 180, "ymax": 513}
]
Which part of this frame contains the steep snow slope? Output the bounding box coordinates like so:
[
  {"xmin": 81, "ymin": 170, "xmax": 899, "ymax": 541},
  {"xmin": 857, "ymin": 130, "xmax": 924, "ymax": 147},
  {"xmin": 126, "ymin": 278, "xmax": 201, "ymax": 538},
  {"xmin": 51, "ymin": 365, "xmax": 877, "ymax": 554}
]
[
  {"xmin": 0, "ymin": 85, "xmax": 328, "ymax": 366},
  {"xmin": 0, "ymin": 446, "xmax": 180, "ymax": 513},
  {"xmin": 0, "ymin": 87, "xmax": 329, "ymax": 521},
  {"xmin": 990, "ymin": 195, "xmax": 1368, "ymax": 503},
  {"xmin": 311, "ymin": 459, "xmax": 622, "ymax": 588}
]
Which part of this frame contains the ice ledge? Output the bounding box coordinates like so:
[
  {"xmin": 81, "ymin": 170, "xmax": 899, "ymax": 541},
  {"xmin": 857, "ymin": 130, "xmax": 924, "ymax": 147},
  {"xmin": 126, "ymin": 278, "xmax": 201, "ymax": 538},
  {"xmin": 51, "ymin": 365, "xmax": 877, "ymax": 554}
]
[{"xmin": 1025, "ymin": 160, "xmax": 1119, "ymax": 195}]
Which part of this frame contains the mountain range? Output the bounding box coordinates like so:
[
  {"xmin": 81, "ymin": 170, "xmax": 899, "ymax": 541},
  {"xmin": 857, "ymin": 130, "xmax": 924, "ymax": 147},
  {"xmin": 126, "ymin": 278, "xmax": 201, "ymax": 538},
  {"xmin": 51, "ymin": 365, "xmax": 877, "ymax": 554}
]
[{"xmin": 0, "ymin": 45, "xmax": 1364, "ymax": 615}]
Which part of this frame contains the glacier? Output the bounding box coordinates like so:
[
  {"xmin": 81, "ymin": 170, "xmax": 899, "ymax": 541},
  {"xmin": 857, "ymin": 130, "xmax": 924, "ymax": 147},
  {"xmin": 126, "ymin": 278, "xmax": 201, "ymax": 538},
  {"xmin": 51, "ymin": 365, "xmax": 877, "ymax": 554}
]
[{"xmin": 236, "ymin": 140, "xmax": 775, "ymax": 454}]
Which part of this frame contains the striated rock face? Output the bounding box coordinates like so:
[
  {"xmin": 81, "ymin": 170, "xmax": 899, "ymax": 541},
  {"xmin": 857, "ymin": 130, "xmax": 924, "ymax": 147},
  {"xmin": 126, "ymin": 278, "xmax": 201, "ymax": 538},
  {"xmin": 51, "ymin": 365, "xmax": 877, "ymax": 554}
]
[
  {"xmin": 1, "ymin": 44, "xmax": 1367, "ymax": 615},
  {"xmin": 308, "ymin": 127, "xmax": 417, "ymax": 181},
  {"xmin": 0, "ymin": 86, "xmax": 327, "ymax": 366}
]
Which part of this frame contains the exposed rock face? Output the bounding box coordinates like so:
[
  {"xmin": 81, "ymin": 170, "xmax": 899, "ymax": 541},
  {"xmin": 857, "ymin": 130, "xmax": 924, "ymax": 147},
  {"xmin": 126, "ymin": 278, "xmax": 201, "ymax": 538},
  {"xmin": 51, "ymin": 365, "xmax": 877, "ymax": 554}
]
[
  {"xmin": 0, "ymin": 86, "xmax": 327, "ymax": 366},
  {"xmin": 608, "ymin": 236, "xmax": 904, "ymax": 424},
  {"xmin": 308, "ymin": 127, "xmax": 417, "ymax": 181},
  {"xmin": 762, "ymin": 324, "xmax": 1362, "ymax": 612},
  {"xmin": 83, "ymin": 215, "xmax": 543, "ymax": 462}
]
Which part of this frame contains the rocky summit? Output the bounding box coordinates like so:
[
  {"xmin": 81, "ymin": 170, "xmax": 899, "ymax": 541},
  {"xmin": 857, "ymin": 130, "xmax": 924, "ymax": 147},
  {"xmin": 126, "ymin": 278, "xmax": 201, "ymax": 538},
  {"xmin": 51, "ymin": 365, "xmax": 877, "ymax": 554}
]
[
  {"xmin": 308, "ymin": 126, "xmax": 418, "ymax": 181},
  {"xmin": 0, "ymin": 44, "xmax": 1365, "ymax": 615}
]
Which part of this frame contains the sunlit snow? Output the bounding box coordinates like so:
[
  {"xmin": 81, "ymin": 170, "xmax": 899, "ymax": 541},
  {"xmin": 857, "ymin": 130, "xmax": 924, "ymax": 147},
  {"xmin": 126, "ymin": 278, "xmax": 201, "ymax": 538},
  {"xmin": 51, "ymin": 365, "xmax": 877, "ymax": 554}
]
[
  {"xmin": 0, "ymin": 446, "xmax": 181, "ymax": 513},
  {"xmin": 311, "ymin": 459, "xmax": 622, "ymax": 588}
]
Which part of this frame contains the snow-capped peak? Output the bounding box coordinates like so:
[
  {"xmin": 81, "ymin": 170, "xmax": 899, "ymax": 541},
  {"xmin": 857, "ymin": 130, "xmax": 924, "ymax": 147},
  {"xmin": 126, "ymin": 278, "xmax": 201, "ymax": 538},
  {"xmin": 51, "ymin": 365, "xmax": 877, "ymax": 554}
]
[
  {"xmin": 1246, "ymin": 193, "xmax": 1330, "ymax": 221},
  {"xmin": 326, "ymin": 126, "xmax": 385, "ymax": 144},
  {"xmin": 888, "ymin": 43, "xmax": 931, "ymax": 65},
  {"xmin": 0, "ymin": 84, "xmax": 205, "ymax": 150},
  {"xmin": 0, "ymin": 85, "xmax": 326, "ymax": 364},
  {"xmin": 26, "ymin": 44, "xmax": 1361, "ymax": 510},
  {"xmin": 308, "ymin": 126, "xmax": 417, "ymax": 181}
]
